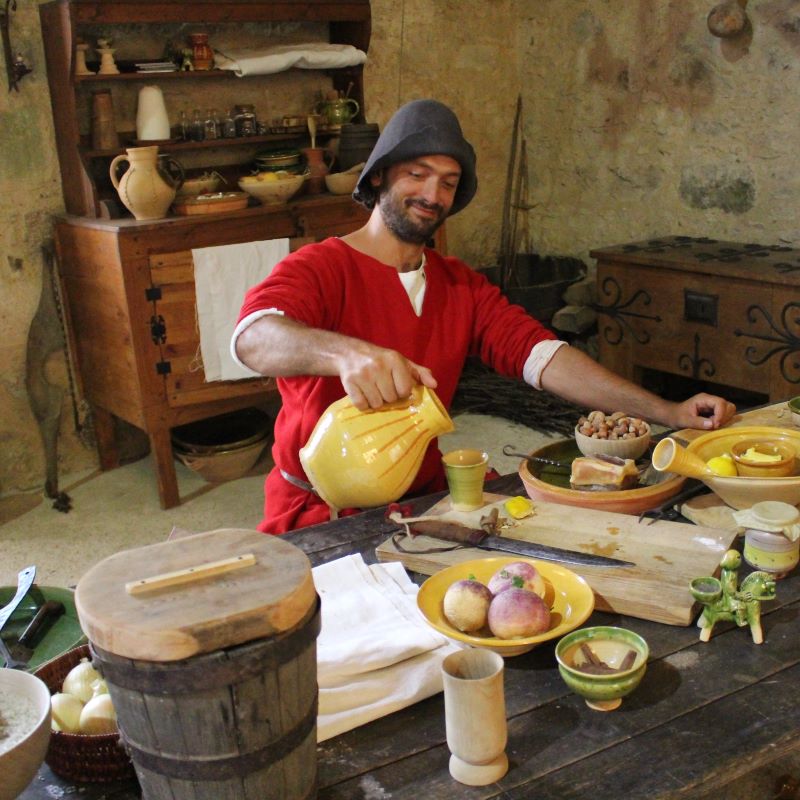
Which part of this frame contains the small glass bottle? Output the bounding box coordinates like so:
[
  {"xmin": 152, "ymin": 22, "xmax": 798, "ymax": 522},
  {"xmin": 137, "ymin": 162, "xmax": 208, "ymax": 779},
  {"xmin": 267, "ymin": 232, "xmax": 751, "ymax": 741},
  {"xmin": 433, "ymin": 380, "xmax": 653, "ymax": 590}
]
[
  {"xmin": 189, "ymin": 108, "xmax": 205, "ymax": 141},
  {"xmin": 204, "ymin": 108, "xmax": 219, "ymax": 139},
  {"xmin": 233, "ymin": 104, "xmax": 257, "ymax": 137},
  {"xmin": 221, "ymin": 110, "xmax": 237, "ymax": 138},
  {"xmin": 179, "ymin": 110, "xmax": 190, "ymax": 141}
]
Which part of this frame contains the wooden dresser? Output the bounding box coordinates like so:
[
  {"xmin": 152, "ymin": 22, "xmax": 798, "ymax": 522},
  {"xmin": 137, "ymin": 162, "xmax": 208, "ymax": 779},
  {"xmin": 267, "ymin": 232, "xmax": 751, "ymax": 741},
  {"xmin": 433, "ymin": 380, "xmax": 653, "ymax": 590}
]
[{"xmin": 592, "ymin": 236, "xmax": 800, "ymax": 402}]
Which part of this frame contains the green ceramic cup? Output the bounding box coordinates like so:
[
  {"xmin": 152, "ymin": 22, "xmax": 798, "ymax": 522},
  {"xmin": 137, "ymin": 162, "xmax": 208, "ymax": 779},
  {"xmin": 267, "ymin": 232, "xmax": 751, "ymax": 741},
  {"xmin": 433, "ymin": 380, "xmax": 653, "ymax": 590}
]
[{"xmin": 555, "ymin": 626, "xmax": 648, "ymax": 711}]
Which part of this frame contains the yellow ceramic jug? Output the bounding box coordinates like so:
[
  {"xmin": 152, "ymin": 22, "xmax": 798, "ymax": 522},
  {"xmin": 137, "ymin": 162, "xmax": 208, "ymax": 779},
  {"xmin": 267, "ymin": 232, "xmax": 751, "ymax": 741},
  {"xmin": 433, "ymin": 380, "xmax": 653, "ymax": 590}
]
[{"xmin": 299, "ymin": 385, "xmax": 455, "ymax": 510}]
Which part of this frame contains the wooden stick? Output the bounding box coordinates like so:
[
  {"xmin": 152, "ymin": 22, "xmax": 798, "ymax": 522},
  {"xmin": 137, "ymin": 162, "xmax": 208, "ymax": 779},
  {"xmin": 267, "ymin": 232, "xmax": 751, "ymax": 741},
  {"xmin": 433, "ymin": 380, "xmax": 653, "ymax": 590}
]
[{"xmin": 125, "ymin": 553, "xmax": 256, "ymax": 595}]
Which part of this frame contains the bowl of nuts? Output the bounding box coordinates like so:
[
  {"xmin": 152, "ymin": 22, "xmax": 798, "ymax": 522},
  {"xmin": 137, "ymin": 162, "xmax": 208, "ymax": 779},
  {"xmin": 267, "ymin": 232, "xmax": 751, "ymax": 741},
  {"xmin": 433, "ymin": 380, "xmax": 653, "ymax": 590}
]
[{"xmin": 575, "ymin": 411, "xmax": 651, "ymax": 461}]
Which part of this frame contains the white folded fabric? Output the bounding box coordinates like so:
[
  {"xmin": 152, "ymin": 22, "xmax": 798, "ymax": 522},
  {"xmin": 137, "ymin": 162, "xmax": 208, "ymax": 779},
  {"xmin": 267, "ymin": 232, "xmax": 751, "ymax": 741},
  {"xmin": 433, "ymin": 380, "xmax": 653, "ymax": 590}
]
[
  {"xmin": 313, "ymin": 554, "xmax": 462, "ymax": 742},
  {"xmin": 214, "ymin": 43, "xmax": 366, "ymax": 77},
  {"xmin": 192, "ymin": 239, "xmax": 289, "ymax": 381}
]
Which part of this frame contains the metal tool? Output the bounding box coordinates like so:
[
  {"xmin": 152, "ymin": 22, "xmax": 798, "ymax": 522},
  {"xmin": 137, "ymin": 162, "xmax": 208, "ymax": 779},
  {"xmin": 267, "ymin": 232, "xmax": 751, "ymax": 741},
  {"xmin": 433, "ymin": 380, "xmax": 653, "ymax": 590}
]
[
  {"xmin": 2, "ymin": 600, "xmax": 65, "ymax": 668},
  {"xmin": 637, "ymin": 480, "xmax": 709, "ymax": 525},
  {"xmin": 502, "ymin": 445, "xmax": 571, "ymax": 470},
  {"xmin": 400, "ymin": 518, "xmax": 634, "ymax": 569},
  {"xmin": 0, "ymin": 565, "xmax": 36, "ymax": 668}
]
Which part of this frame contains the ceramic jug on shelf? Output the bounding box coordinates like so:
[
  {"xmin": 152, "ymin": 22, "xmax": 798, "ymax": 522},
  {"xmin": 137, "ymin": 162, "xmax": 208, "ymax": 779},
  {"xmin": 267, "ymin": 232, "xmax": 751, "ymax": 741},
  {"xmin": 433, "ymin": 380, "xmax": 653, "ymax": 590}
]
[
  {"xmin": 136, "ymin": 85, "xmax": 171, "ymax": 142},
  {"xmin": 317, "ymin": 97, "xmax": 360, "ymax": 127},
  {"xmin": 300, "ymin": 147, "xmax": 335, "ymax": 195},
  {"xmin": 109, "ymin": 146, "xmax": 183, "ymax": 221},
  {"xmin": 299, "ymin": 385, "xmax": 455, "ymax": 511}
]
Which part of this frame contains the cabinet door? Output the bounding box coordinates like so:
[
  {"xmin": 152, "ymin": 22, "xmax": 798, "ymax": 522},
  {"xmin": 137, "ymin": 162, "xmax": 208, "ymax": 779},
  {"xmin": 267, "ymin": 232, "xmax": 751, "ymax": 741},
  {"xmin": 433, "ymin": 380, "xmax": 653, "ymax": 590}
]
[{"xmin": 596, "ymin": 261, "xmax": 774, "ymax": 394}]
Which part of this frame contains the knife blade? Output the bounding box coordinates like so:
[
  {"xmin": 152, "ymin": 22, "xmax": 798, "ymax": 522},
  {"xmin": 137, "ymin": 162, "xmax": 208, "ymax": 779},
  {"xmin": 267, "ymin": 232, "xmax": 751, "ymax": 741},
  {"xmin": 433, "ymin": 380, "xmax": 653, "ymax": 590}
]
[
  {"xmin": 0, "ymin": 565, "xmax": 36, "ymax": 669},
  {"xmin": 403, "ymin": 519, "xmax": 633, "ymax": 569}
]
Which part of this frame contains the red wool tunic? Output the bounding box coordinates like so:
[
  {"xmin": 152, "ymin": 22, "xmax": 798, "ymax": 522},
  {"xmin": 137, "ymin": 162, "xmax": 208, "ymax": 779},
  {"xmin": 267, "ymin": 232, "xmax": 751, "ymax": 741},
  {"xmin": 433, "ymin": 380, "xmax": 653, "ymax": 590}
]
[{"xmin": 237, "ymin": 238, "xmax": 557, "ymax": 533}]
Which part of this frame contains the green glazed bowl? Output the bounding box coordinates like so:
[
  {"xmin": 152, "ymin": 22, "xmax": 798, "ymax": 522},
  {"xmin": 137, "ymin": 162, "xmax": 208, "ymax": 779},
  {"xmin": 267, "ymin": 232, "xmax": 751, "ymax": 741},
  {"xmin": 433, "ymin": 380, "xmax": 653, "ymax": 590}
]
[{"xmin": 555, "ymin": 626, "xmax": 648, "ymax": 711}]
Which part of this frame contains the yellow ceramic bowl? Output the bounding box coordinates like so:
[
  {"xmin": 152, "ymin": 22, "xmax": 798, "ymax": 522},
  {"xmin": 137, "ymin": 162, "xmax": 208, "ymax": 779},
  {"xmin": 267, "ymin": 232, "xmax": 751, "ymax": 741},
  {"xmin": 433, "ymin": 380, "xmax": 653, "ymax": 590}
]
[
  {"xmin": 238, "ymin": 172, "xmax": 305, "ymax": 205},
  {"xmin": 324, "ymin": 170, "xmax": 360, "ymax": 195},
  {"xmin": 788, "ymin": 396, "xmax": 800, "ymax": 427},
  {"xmin": 730, "ymin": 439, "xmax": 796, "ymax": 477},
  {"xmin": 685, "ymin": 426, "xmax": 800, "ymax": 509},
  {"xmin": 416, "ymin": 556, "xmax": 595, "ymax": 657},
  {"xmin": 574, "ymin": 423, "xmax": 651, "ymax": 461}
]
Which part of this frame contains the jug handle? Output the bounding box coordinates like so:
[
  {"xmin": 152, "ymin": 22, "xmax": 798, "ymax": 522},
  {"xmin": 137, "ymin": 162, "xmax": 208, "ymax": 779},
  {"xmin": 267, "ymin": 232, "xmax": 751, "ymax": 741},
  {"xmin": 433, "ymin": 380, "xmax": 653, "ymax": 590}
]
[
  {"xmin": 159, "ymin": 155, "xmax": 185, "ymax": 190},
  {"xmin": 347, "ymin": 98, "xmax": 360, "ymax": 116},
  {"xmin": 323, "ymin": 149, "xmax": 336, "ymax": 168},
  {"xmin": 109, "ymin": 154, "xmax": 129, "ymax": 191}
]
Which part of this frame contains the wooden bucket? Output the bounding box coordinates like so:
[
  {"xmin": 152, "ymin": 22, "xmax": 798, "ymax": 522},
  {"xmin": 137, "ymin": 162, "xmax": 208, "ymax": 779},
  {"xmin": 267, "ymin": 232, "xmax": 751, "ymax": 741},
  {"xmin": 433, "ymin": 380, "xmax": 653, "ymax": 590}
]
[{"xmin": 75, "ymin": 529, "xmax": 319, "ymax": 800}]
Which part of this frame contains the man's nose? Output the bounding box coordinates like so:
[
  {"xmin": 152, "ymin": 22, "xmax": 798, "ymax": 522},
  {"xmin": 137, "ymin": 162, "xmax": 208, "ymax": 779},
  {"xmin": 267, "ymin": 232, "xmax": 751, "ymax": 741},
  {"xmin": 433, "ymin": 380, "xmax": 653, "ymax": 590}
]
[{"xmin": 419, "ymin": 177, "xmax": 446, "ymax": 205}]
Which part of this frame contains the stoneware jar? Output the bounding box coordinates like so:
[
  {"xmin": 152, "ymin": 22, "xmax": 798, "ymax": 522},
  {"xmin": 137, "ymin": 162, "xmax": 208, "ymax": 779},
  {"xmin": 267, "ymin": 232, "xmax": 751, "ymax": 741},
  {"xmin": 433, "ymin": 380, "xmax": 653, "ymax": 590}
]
[
  {"xmin": 742, "ymin": 500, "xmax": 800, "ymax": 578},
  {"xmin": 299, "ymin": 385, "xmax": 454, "ymax": 510},
  {"xmin": 110, "ymin": 146, "xmax": 180, "ymax": 220},
  {"xmin": 135, "ymin": 85, "xmax": 171, "ymax": 141}
]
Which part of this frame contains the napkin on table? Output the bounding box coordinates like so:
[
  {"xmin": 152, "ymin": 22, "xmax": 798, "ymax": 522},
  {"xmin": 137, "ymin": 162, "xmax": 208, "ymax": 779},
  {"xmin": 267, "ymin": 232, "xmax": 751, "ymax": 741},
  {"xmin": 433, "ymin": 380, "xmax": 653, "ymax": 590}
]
[{"xmin": 313, "ymin": 554, "xmax": 461, "ymax": 742}]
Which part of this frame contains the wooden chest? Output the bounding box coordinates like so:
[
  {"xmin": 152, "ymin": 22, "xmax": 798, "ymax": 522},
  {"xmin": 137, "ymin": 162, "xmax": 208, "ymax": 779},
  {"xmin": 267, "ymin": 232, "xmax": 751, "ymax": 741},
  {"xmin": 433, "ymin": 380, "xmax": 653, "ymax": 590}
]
[{"xmin": 591, "ymin": 236, "xmax": 800, "ymax": 402}]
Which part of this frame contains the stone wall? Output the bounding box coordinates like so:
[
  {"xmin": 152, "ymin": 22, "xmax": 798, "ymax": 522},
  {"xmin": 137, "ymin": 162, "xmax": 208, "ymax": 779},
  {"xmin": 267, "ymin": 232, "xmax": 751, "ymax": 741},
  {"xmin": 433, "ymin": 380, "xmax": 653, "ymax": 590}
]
[{"xmin": 1, "ymin": 0, "xmax": 798, "ymax": 495}]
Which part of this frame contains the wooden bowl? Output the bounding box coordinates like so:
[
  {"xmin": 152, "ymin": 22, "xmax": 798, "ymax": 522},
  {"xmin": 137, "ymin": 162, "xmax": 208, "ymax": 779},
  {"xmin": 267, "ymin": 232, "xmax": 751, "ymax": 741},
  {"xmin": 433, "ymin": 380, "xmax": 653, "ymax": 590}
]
[
  {"xmin": 417, "ymin": 557, "xmax": 595, "ymax": 657},
  {"xmin": 574, "ymin": 423, "xmax": 651, "ymax": 461},
  {"xmin": 731, "ymin": 439, "xmax": 796, "ymax": 477}
]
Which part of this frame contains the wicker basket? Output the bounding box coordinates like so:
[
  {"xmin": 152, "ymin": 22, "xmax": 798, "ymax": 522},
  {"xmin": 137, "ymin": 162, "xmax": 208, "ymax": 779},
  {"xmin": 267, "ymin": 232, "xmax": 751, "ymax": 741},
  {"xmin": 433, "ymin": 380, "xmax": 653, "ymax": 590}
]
[{"xmin": 34, "ymin": 644, "xmax": 135, "ymax": 783}]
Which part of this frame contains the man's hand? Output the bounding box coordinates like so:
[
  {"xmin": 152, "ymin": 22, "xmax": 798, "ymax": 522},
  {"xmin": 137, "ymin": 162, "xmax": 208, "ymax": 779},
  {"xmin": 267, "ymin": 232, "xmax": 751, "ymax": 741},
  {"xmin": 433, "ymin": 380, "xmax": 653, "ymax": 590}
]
[
  {"xmin": 671, "ymin": 393, "xmax": 737, "ymax": 431},
  {"xmin": 338, "ymin": 343, "xmax": 437, "ymax": 410}
]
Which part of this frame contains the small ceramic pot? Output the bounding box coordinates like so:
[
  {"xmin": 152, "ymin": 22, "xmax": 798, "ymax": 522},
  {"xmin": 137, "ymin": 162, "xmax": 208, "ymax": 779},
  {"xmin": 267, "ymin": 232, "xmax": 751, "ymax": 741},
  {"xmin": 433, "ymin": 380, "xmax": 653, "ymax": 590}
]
[
  {"xmin": 731, "ymin": 439, "xmax": 796, "ymax": 478},
  {"xmin": 788, "ymin": 397, "xmax": 800, "ymax": 427},
  {"xmin": 555, "ymin": 626, "xmax": 648, "ymax": 711}
]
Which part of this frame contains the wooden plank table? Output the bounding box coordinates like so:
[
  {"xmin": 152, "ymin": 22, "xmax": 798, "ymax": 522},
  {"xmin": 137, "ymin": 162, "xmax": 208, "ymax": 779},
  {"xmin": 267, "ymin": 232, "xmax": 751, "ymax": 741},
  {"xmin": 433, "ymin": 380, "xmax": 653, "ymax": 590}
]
[{"xmin": 20, "ymin": 472, "xmax": 800, "ymax": 800}]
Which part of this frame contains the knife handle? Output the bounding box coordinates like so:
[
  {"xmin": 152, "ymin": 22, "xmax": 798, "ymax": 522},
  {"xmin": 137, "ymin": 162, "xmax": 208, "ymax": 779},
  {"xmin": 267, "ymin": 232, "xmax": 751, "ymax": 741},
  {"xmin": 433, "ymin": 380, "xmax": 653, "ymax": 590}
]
[
  {"xmin": 408, "ymin": 521, "xmax": 488, "ymax": 546},
  {"xmin": 18, "ymin": 600, "xmax": 65, "ymax": 647}
]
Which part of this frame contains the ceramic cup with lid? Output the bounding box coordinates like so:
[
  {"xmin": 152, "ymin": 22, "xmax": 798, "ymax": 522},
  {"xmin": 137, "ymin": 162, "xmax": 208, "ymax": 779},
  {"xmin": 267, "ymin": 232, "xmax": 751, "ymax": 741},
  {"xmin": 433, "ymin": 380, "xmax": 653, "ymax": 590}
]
[{"xmin": 741, "ymin": 500, "xmax": 800, "ymax": 578}]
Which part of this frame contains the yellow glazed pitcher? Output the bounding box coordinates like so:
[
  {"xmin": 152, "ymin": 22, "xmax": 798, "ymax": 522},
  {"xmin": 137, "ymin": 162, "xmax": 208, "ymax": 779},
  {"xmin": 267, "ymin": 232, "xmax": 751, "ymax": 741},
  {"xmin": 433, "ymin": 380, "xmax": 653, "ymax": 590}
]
[{"xmin": 299, "ymin": 385, "xmax": 455, "ymax": 510}]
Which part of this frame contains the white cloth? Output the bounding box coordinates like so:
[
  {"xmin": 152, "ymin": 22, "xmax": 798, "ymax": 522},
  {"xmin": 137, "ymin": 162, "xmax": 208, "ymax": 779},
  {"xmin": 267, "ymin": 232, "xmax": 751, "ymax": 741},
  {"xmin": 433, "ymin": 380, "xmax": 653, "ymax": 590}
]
[
  {"xmin": 313, "ymin": 554, "xmax": 461, "ymax": 742},
  {"xmin": 192, "ymin": 239, "xmax": 290, "ymax": 381},
  {"xmin": 732, "ymin": 508, "xmax": 800, "ymax": 542},
  {"xmin": 214, "ymin": 43, "xmax": 366, "ymax": 77}
]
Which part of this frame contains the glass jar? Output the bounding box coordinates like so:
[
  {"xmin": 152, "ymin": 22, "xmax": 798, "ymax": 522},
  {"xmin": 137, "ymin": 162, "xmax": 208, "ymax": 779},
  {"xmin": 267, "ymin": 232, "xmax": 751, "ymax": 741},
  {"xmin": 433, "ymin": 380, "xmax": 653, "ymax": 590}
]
[
  {"xmin": 189, "ymin": 109, "xmax": 205, "ymax": 142},
  {"xmin": 188, "ymin": 33, "xmax": 213, "ymax": 71},
  {"xmin": 233, "ymin": 104, "xmax": 257, "ymax": 137},
  {"xmin": 204, "ymin": 108, "xmax": 219, "ymax": 140},
  {"xmin": 221, "ymin": 111, "xmax": 237, "ymax": 139}
]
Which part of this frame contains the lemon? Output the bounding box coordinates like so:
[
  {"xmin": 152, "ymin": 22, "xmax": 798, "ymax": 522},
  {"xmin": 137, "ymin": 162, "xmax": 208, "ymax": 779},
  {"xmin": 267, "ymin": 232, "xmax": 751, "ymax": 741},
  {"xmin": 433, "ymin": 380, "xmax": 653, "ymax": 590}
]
[
  {"xmin": 706, "ymin": 454, "xmax": 737, "ymax": 477},
  {"xmin": 504, "ymin": 496, "xmax": 534, "ymax": 520},
  {"xmin": 259, "ymin": 172, "xmax": 279, "ymax": 182}
]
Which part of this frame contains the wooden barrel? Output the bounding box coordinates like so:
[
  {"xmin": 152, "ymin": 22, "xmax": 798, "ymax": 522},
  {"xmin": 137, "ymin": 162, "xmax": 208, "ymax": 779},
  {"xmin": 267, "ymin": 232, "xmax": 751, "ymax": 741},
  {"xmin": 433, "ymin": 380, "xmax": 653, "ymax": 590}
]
[
  {"xmin": 75, "ymin": 529, "xmax": 320, "ymax": 800},
  {"xmin": 90, "ymin": 603, "xmax": 319, "ymax": 799}
]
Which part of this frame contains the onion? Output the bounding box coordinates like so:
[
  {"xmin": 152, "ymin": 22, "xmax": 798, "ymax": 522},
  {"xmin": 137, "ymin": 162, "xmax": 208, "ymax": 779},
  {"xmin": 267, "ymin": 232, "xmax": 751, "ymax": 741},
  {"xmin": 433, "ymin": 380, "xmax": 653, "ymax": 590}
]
[
  {"xmin": 51, "ymin": 692, "xmax": 84, "ymax": 733},
  {"xmin": 63, "ymin": 658, "xmax": 102, "ymax": 703},
  {"xmin": 91, "ymin": 678, "xmax": 109, "ymax": 697},
  {"xmin": 79, "ymin": 693, "xmax": 118, "ymax": 735}
]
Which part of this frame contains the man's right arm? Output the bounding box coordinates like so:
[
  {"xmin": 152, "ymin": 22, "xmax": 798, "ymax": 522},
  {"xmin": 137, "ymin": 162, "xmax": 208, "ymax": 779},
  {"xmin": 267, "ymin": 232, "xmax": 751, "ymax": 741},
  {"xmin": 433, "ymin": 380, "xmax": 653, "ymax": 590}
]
[{"xmin": 235, "ymin": 315, "xmax": 437, "ymax": 410}]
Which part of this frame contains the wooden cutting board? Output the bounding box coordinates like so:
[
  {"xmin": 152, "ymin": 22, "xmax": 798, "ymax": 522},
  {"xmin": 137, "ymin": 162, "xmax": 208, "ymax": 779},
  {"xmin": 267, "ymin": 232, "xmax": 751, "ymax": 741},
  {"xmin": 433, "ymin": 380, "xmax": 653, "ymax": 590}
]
[
  {"xmin": 75, "ymin": 528, "xmax": 316, "ymax": 662},
  {"xmin": 377, "ymin": 494, "xmax": 739, "ymax": 626}
]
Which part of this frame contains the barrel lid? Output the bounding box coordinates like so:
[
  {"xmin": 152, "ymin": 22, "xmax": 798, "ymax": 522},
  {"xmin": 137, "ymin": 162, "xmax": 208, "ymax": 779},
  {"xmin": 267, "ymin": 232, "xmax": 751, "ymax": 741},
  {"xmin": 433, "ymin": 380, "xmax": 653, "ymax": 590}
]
[{"xmin": 75, "ymin": 529, "xmax": 315, "ymax": 662}]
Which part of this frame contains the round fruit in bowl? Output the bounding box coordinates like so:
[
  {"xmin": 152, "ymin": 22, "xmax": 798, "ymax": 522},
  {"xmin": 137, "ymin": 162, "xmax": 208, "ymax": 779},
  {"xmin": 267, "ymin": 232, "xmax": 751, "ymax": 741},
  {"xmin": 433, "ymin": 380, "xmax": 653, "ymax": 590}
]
[
  {"xmin": 417, "ymin": 556, "xmax": 594, "ymax": 657},
  {"xmin": 575, "ymin": 410, "xmax": 651, "ymax": 461},
  {"xmin": 238, "ymin": 171, "xmax": 306, "ymax": 205}
]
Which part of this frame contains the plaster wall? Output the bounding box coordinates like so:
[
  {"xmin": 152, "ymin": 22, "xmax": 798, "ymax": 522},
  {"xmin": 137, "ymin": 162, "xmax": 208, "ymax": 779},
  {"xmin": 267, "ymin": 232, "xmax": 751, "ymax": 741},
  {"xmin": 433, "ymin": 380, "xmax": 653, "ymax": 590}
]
[{"xmin": 0, "ymin": 0, "xmax": 798, "ymax": 496}]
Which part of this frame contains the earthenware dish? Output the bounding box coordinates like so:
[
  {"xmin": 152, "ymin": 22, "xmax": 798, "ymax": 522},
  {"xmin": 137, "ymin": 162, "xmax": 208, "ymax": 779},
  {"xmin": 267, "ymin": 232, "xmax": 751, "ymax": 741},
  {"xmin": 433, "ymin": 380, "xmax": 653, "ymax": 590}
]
[
  {"xmin": 417, "ymin": 556, "xmax": 595, "ymax": 657},
  {"xmin": 324, "ymin": 170, "xmax": 360, "ymax": 195},
  {"xmin": 656, "ymin": 426, "xmax": 800, "ymax": 509},
  {"xmin": 574, "ymin": 422, "xmax": 651, "ymax": 461},
  {"xmin": 0, "ymin": 669, "xmax": 51, "ymax": 800},
  {"xmin": 788, "ymin": 396, "xmax": 800, "ymax": 427},
  {"xmin": 518, "ymin": 439, "xmax": 685, "ymax": 515},
  {"xmin": 730, "ymin": 439, "xmax": 796, "ymax": 478},
  {"xmin": 238, "ymin": 172, "xmax": 306, "ymax": 205},
  {"xmin": 555, "ymin": 625, "xmax": 648, "ymax": 711}
]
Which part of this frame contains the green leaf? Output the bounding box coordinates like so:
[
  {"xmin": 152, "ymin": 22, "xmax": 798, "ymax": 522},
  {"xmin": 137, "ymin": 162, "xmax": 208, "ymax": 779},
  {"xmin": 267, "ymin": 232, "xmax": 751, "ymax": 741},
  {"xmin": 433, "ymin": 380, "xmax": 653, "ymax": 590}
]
[{"xmin": 511, "ymin": 576, "xmax": 524, "ymax": 588}]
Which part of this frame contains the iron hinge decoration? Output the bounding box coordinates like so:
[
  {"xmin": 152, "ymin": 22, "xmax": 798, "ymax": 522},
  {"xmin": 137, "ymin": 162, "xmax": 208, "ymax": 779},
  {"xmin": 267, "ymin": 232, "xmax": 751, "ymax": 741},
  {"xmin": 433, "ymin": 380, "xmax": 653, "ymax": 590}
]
[
  {"xmin": 145, "ymin": 286, "xmax": 162, "ymax": 302},
  {"xmin": 678, "ymin": 333, "xmax": 716, "ymax": 380},
  {"xmin": 734, "ymin": 302, "xmax": 800, "ymax": 383},
  {"xmin": 592, "ymin": 276, "xmax": 662, "ymax": 346},
  {"xmin": 150, "ymin": 314, "xmax": 167, "ymax": 345},
  {"xmin": 155, "ymin": 361, "xmax": 171, "ymax": 376}
]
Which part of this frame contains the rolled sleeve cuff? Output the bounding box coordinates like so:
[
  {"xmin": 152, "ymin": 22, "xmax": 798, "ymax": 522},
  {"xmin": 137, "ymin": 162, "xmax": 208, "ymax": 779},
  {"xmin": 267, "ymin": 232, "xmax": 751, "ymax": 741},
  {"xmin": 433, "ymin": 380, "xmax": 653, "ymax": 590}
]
[
  {"xmin": 523, "ymin": 339, "xmax": 568, "ymax": 390},
  {"xmin": 229, "ymin": 308, "xmax": 285, "ymax": 372}
]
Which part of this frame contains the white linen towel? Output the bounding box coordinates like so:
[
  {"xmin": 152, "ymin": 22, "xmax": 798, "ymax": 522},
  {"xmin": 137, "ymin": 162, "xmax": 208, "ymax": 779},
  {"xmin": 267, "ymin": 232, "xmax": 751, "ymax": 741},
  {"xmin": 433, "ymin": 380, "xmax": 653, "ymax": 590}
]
[
  {"xmin": 313, "ymin": 554, "xmax": 462, "ymax": 742},
  {"xmin": 192, "ymin": 239, "xmax": 289, "ymax": 382},
  {"xmin": 214, "ymin": 43, "xmax": 366, "ymax": 77}
]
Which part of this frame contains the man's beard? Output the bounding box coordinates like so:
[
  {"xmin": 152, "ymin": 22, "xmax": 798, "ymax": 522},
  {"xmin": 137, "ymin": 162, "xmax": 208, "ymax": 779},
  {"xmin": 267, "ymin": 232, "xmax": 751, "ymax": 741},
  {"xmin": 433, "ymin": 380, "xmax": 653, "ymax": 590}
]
[{"xmin": 378, "ymin": 186, "xmax": 447, "ymax": 245}]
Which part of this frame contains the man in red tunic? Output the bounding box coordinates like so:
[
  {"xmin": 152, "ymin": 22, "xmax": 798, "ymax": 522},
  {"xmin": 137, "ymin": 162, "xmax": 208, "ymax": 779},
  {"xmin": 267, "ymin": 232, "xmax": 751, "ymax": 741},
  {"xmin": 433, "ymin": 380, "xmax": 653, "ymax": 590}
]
[{"xmin": 233, "ymin": 99, "xmax": 735, "ymax": 533}]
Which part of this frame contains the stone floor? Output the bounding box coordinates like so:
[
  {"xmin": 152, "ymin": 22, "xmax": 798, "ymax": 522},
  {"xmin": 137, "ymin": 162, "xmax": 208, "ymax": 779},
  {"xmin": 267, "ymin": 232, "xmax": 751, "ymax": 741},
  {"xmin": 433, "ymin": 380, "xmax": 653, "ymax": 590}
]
[{"xmin": 0, "ymin": 412, "xmax": 555, "ymax": 588}]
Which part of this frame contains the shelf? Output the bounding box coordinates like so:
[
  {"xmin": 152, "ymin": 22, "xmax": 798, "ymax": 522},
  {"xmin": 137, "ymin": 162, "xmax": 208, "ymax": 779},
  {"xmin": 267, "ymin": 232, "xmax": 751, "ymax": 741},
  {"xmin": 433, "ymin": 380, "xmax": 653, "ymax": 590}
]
[{"xmin": 75, "ymin": 68, "xmax": 237, "ymax": 83}]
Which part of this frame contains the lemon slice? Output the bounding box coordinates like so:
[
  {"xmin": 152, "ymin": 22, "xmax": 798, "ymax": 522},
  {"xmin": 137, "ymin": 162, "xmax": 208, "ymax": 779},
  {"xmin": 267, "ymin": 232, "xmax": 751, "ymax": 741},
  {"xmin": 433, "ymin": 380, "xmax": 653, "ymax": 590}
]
[
  {"xmin": 706, "ymin": 454, "xmax": 738, "ymax": 477},
  {"xmin": 504, "ymin": 496, "xmax": 534, "ymax": 519}
]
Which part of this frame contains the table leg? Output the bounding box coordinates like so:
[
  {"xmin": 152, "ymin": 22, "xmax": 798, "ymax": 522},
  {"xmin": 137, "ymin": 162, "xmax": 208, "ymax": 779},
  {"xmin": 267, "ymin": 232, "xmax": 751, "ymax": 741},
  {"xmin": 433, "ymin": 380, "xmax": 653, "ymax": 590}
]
[
  {"xmin": 149, "ymin": 426, "xmax": 180, "ymax": 509},
  {"xmin": 92, "ymin": 406, "xmax": 120, "ymax": 470}
]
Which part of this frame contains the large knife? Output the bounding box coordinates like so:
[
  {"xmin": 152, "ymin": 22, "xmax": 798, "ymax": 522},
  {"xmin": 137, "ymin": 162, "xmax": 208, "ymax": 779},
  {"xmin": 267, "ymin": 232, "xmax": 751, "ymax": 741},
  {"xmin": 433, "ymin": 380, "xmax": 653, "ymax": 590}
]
[{"xmin": 392, "ymin": 513, "xmax": 633, "ymax": 569}]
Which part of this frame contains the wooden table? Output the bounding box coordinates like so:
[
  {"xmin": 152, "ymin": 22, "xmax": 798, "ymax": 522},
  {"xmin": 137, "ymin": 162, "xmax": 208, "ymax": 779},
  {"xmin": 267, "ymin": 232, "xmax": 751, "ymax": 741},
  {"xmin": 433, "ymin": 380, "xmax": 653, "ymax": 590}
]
[{"xmin": 20, "ymin": 473, "xmax": 800, "ymax": 800}]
